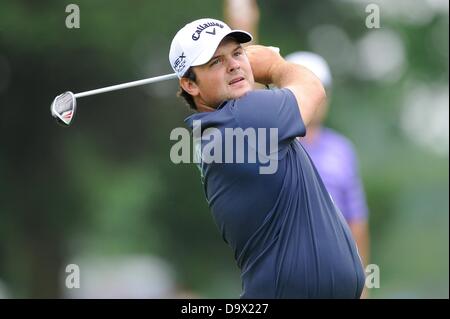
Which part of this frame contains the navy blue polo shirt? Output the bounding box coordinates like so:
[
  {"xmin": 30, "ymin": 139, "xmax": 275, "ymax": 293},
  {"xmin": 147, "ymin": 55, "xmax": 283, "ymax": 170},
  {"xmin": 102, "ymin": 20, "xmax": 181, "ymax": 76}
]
[{"xmin": 185, "ymin": 88, "xmax": 365, "ymax": 298}]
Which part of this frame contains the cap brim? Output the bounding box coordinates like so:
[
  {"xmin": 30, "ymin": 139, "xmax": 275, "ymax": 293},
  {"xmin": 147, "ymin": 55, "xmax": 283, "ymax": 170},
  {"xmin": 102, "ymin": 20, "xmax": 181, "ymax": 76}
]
[{"xmin": 190, "ymin": 30, "xmax": 252, "ymax": 67}]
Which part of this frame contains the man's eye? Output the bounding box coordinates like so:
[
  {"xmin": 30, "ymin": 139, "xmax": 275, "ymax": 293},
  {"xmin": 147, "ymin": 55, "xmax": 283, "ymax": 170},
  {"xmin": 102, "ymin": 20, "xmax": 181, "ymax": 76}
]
[
  {"xmin": 234, "ymin": 51, "xmax": 242, "ymax": 56},
  {"xmin": 210, "ymin": 59, "xmax": 220, "ymax": 66}
]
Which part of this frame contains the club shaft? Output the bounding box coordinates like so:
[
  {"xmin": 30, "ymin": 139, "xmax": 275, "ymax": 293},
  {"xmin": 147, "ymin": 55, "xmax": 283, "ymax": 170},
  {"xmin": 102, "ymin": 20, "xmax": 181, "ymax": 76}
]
[{"xmin": 73, "ymin": 73, "xmax": 178, "ymax": 98}]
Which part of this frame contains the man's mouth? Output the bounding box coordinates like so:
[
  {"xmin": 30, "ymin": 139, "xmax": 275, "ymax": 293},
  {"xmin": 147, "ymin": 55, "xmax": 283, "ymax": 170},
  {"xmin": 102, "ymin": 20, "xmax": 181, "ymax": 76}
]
[{"xmin": 229, "ymin": 77, "xmax": 245, "ymax": 85}]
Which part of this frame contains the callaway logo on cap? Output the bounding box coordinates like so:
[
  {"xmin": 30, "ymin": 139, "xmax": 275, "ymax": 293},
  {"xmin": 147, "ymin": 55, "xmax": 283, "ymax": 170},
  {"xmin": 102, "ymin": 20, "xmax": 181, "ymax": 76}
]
[{"xmin": 169, "ymin": 18, "xmax": 252, "ymax": 78}]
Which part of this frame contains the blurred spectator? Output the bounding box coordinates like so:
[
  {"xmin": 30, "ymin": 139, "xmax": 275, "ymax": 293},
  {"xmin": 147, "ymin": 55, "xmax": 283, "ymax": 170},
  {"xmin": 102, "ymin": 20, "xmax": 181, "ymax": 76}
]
[{"xmin": 224, "ymin": 0, "xmax": 260, "ymax": 44}]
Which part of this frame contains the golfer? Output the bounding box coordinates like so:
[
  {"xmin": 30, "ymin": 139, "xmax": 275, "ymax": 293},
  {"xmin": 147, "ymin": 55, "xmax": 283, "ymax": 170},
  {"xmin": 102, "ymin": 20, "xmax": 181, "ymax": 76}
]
[{"xmin": 169, "ymin": 18, "xmax": 365, "ymax": 298}]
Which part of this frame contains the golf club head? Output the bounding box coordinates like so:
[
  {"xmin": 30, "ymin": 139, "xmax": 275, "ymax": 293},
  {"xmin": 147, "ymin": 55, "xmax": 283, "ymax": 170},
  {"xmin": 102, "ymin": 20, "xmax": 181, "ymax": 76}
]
[{"xmin": 51, "ymin": 91, "xmax": 76, "ymax": 126}]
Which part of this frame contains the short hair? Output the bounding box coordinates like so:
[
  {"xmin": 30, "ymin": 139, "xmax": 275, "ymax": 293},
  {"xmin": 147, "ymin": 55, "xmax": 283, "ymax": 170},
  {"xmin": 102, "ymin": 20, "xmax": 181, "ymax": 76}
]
[{"xmin": 177, "ymin": 68, "xmax": 197, "ymax": 110}]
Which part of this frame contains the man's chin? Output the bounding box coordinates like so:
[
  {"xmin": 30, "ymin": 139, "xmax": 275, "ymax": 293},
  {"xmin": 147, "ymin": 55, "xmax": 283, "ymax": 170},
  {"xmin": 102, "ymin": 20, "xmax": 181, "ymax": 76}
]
[{"xmin": 230, "ymin": 86, "xmax": 252, "ymax": 99}]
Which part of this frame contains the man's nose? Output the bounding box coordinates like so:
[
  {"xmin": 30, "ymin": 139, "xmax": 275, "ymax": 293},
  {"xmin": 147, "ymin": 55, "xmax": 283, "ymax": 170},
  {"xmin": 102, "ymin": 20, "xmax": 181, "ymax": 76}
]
[{"xmin": 227, "ymin": 57, "xmax": 240, "ymax": 73}]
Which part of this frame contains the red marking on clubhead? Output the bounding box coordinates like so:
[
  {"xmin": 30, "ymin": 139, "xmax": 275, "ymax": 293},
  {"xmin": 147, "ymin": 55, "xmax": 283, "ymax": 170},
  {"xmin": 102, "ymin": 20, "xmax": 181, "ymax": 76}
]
[{"xmin": 63, "ymin": 111, "xmax": 73, "ymax": 119}]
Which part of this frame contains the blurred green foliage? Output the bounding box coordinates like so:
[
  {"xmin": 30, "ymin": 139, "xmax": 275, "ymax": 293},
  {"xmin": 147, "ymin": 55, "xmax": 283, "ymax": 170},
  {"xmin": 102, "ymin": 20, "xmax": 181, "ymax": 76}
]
[{"xmin": 0, "ymin": 0, "xmax": 448, "ymax": 298}]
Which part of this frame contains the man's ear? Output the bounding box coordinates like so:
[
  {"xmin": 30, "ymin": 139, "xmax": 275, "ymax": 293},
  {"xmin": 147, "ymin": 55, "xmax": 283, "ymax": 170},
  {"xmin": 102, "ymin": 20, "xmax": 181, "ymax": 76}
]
[{"xmin": 180, "ymin": 78, "xmax": 199, "ymax": 97}]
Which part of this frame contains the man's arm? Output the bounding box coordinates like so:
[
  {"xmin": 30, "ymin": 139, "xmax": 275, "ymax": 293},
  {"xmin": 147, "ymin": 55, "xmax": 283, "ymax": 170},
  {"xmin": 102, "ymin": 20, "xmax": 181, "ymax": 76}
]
[{"xmin": 245, "ymin": 45, "xmax": 327, "ymax": 128}]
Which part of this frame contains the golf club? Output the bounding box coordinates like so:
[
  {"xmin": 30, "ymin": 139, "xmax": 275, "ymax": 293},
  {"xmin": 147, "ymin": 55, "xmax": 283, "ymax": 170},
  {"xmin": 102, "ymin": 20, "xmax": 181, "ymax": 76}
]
[
  {"xmin": 50, "ymin": 72, "xmax": 178, "ymax": 126},
  {"xmin": 51, "ymin": 47, "xmax": 280, "ymax": 126}
]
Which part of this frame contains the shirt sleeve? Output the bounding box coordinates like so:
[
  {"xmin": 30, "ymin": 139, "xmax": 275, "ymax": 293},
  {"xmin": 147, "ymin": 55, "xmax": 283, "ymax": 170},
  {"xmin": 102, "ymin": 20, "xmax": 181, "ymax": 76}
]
[{"xmin": 232, "ymin": 88, "xmax": 306, "ymax": 145}]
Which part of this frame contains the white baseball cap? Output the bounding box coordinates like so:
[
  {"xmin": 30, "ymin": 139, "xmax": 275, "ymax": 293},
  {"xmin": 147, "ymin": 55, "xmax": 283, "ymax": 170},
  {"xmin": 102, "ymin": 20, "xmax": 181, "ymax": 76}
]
[
  {"xmin": 169, "ymin": 18, "xmax": 252, "ymax": 78},
  {"xmin": 284, "ymin": 51, "xmax": 332, "ymax": 89}
]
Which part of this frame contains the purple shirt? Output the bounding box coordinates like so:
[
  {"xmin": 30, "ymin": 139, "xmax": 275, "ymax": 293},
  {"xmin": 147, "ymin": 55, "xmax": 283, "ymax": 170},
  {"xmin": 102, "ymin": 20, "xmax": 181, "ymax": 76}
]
[{"xmin": 300, "ymin": 128, "xmax": 369, "ymax": 222}]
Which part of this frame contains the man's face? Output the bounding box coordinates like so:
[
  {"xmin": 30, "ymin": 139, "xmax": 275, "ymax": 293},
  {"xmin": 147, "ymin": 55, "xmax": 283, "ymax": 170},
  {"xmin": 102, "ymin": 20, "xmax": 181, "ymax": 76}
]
[{"xmin": 189, "ymin": 37, "xmax": 255, "ymax": 109}]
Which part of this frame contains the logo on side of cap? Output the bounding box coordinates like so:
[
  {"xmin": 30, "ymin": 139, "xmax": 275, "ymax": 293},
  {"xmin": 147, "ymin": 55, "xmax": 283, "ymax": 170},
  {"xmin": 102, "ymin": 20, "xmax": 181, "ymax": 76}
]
[
  {"xmin": 173, "ymin": 52, "xmax": 187, "ymax": 74},
  {"xmin": 192, "ymin": 21, "xmax": 225, "ymax": 41}
]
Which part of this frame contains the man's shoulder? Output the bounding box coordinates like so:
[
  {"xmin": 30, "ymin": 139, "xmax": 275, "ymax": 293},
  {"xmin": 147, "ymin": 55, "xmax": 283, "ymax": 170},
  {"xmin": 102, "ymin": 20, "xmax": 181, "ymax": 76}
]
[
  {"xmin": 184, "ymin": 109, "xmax": 214, "ymax": 128},
  {"xmin": 229, "ymin": 88, "xmax": 295, "ymax": 114},
  {"xmin": 184, "ymin": 88, "xmax": 297, "ymax": 130},
  {"xmin": 235, "ymin": 88, "xmax": 292, "ymax": 102}
]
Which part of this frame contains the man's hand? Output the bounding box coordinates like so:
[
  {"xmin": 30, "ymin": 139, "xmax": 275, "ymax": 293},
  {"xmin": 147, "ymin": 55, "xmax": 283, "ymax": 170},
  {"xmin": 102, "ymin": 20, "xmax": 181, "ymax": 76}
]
[{"xmin": 245, "ymin": 45, "xmax": 285, "ymax": 85}]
